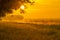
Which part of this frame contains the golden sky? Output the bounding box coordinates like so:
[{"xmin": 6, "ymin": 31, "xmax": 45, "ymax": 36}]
[
  {"xmin": 5, "ymin": 0, "xmax": 60, "ymax": 20},
  {"xmin": 22, "ymin": 0, "xmax": 60, "ymax": 19}
]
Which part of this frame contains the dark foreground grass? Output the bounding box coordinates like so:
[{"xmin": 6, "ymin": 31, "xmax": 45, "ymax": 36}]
[{"xmin": 0, "ymin": 22, "xmax": 60, "ymax": 40}]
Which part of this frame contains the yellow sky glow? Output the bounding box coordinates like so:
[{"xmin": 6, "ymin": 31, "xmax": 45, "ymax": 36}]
[
  {"xmin": 22, "ymin": 0, "xmax": 60, "ymax": 19},
  {"xmin": 6, "ymin": 0, "xmax": 60, "ymax": 20}
]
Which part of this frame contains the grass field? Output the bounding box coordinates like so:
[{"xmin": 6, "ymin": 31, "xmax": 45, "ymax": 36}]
[{"xmin": 0, "ymin": 22, "xmax": 60, "ymax": 40}]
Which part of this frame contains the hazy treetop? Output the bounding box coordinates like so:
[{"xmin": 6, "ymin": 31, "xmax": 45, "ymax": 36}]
[{"xmin": 0, "ymin": 0, "xmax": 33, "ymax": 17}]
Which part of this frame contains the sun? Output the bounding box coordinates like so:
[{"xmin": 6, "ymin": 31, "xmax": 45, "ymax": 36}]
[{"xmin": 20, "ymin": 5, "xmax": 25, "ymax": 10}]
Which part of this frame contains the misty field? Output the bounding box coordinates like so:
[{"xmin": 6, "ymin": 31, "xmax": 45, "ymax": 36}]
[{"xmin": 0, "ymin": 22, "xmax": 60, "ymax": 40}]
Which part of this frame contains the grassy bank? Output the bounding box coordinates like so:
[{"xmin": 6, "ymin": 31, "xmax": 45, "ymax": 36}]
[{"xmin": 0, "ymin": 22, "xmax": 60, "ymax": 40}]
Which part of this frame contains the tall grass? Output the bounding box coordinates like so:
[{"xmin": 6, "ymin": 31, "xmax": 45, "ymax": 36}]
[{"xmin": 0, "ymin": 22, "xmax": 60, "ymax": 40}]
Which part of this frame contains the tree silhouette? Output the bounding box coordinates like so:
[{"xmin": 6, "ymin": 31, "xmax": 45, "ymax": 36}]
[{"xmin": 0, "ymin": 0, "xmax": 35, "ymax": 17}]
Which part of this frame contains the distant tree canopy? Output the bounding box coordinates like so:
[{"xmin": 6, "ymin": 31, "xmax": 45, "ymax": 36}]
[{"xmin": 0, "ymin": 0, "xmax": 34, "ymax": 17}]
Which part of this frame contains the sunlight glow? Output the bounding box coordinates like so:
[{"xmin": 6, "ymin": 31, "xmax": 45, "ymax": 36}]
[{"xmin": 20, "ymin": 5, "xmax": 25, "ymax": 10}]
